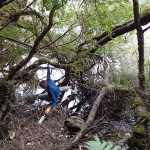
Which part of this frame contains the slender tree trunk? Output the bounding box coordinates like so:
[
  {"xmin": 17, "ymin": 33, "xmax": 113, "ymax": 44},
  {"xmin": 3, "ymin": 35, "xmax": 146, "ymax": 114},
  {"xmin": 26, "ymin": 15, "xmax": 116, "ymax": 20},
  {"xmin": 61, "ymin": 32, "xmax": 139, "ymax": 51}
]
[{"xmin": 133, "ymin": 0, "xmax": 145, "ymax": 90}]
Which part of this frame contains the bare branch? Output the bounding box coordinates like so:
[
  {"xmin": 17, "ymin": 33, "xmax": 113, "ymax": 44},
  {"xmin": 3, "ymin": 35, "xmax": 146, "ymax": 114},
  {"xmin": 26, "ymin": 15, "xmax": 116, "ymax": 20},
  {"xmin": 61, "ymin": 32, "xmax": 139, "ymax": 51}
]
[
  {"xmin": 143, "ymin": 25, "xmax": 150, "ymax": 32},
  {"xmin": 0, "ymin": 34, "xmax": 32, "ymax": 49},
  {"xmin": 40, "ymin": 24, "xmax": 79, "ymax": 49}
]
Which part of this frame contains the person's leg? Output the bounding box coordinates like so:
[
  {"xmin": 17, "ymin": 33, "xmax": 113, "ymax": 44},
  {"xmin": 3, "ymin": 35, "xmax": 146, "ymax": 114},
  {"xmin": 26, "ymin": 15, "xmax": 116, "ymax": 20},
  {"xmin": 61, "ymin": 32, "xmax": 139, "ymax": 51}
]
[
  {"xmin": 33, "ymin": 93, "xmax": 51, "ymax": 107},
  {"xmin": 38, "ymin": 93, "xmax": 51, "ymax": 101},
  {"xmin": 59, "ymin": 86, "xmax": 72, "ymax": 92},
  {"xmin": 32, "ymin": 99, "xmax": 42, "ymax": 106}
]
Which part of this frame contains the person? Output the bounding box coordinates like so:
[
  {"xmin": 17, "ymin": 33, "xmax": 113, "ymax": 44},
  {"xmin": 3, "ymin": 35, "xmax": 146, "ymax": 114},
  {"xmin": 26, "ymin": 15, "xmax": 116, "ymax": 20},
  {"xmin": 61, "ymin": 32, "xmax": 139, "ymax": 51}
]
[{"xmin": 38, "ymin": 65, "xmax": 71, "ymax": 115}]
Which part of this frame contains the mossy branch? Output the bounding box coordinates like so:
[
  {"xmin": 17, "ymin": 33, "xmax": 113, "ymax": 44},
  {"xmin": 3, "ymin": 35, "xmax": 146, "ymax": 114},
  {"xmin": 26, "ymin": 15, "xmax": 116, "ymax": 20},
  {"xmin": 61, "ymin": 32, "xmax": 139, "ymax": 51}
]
[
  {"xmin": 13, "ymin": 58, "xmax": 70, "ymax": 81},
  {"xmin": 7, "ymin": 6, "xmax": 57, "ymax": 80}
]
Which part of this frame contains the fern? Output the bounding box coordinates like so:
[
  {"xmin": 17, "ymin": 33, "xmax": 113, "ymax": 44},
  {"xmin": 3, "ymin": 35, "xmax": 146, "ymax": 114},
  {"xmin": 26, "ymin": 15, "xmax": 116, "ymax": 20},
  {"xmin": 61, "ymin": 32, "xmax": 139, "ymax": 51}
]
[{"xmin": 84, "ymin": 135, "xmax": 126, "ymax": 150}]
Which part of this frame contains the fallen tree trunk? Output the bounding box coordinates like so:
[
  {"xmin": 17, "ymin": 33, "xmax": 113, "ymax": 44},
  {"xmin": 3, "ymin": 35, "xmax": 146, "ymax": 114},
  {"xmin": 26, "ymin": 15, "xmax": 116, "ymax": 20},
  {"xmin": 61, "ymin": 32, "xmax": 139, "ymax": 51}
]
[
  {"xmin": 65, "ymin": 87, "xmax": 108, "ymax": 150},
  {"xmin": 78, "ymin": 9, "xmax": 150, "ymax": 50}
]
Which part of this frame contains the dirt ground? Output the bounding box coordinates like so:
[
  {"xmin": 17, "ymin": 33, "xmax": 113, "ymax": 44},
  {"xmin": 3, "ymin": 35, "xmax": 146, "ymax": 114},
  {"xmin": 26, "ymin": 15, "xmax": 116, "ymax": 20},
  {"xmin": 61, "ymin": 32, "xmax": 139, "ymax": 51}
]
[
  {"xmin": 0, "ymin": 103, "xmax": 72, "ymax": 150},
  {"xmin": 1, "ymin": 88, "xmax": 145, "ymax": 150}
]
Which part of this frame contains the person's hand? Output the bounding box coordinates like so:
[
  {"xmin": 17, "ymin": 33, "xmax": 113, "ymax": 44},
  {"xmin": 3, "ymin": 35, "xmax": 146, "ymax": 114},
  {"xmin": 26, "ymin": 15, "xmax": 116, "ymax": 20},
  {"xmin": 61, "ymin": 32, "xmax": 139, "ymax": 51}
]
[{"xmin": 45, "ymin": 106, "xmax": 51, "ymax": 114}]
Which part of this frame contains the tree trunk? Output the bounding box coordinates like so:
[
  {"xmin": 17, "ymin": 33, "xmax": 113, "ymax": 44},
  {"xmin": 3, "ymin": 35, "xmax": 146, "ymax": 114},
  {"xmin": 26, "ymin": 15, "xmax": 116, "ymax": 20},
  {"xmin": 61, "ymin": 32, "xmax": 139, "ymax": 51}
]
[
  {"xmin": 0, "ymin": 79, "xmax": 15, "ymax": 121},
  {"xmin": 133, "ymin": 0, "xmax": 145, "ymax": 90}
]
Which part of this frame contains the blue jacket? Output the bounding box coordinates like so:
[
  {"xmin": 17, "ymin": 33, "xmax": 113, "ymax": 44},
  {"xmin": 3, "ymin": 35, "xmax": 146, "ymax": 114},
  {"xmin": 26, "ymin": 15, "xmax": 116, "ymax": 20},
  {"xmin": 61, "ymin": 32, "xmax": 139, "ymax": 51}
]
[{"xmin": 47, "ymin": 65, "xmax": 61, "ymax": 108}]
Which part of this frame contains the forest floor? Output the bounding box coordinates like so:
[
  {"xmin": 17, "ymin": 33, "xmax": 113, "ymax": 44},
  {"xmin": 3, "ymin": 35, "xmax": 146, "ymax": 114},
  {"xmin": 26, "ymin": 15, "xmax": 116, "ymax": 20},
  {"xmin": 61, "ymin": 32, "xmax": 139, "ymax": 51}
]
[
  {"xmin": 1, "ymin": 88, "xmax": 147, "ymax": 150},
  {"xmin": 0, "ymin": 103, "xmax": 72, "ymax": 150},
  {"xmin": 0, "ymin": 105, "xmax": 131, "ymax": 150},
  {"xmin": 0, "ymin": 101, "xmax": 132, "ymax": 150}
]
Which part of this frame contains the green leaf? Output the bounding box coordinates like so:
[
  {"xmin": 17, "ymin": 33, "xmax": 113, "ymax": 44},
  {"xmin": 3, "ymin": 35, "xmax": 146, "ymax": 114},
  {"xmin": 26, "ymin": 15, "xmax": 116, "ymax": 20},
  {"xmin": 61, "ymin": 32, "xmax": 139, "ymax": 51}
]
[
  {"xmin": 84, "ymin": 135, "xmax": 127, "ymax": 150},
  {"xmin": 104, "ymin": 144, "xmax": 113, "ymax": 150},
  {"xmin": 102, "ymin": 141, "xmax": 108, "ymax": 148},
  {"xmin": 111, "ymin": 145, "xmax": 121, "ymax": 150},
  {"xmin": 85, "ymin": 135, "xmax": 102, "ymax": 150}
]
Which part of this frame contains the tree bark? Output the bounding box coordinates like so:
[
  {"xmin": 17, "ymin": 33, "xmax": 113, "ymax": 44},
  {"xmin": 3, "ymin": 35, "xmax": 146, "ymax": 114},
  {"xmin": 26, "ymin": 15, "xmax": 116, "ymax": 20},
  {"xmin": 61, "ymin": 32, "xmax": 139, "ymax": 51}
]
[
  {"xmin": 78, "ymin": 9, "xmax": 150, "ymax": 53},
  {"xmin": 0, "ymin": 80, "xmax": 15, "ymax": 121},
  {"xmin": 133, "ymin": 0, "xmax": 145, "ymax": 90},
  {"xmin": 0, "ymin": 0, "xmax": 14, "ymax": 9}
]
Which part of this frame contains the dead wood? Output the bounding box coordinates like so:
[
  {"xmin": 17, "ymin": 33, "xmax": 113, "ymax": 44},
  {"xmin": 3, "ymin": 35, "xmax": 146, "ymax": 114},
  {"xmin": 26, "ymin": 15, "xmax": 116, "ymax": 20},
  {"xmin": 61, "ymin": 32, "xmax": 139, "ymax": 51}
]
[{"xmin": 65, "ymin": 87, "xmax": 108, "ymax": 150}]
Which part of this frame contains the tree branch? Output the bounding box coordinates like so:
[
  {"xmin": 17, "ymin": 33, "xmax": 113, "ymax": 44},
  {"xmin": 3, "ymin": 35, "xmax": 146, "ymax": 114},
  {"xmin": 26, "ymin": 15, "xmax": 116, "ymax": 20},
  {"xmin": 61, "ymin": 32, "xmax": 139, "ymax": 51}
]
[
  {"xmin": 0, "ymin": 0, "xmax": 14, "ymax": 9},
  {"xmin": 0, "ymin": 34, "xmax": 32, "ymax": 49},
  {"xmin": 7, "ymin": 6, "xmax": 57, "ymax": 80},
  {"xmin": 78, "ymin": 9, "xmax": 150, "ymax": 53},
  {"xmin": 65, "ymin": 87, "xmax": 108, "ymax": 150},
  {"xmin": 12, "ymin": 58, "xmax": 70, "ymax": 81},
  {"xmin": 0, "ymin": 0, "xmax": 37, "ymax": 32}
]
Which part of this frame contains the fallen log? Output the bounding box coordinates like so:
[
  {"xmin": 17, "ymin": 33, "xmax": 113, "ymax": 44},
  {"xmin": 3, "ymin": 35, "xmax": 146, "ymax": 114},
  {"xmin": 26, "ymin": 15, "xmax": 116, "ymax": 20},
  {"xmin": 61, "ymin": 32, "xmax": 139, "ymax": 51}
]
[{"xmin": 65, "ymin": 87, "xmax": 108, "ymax": 150}]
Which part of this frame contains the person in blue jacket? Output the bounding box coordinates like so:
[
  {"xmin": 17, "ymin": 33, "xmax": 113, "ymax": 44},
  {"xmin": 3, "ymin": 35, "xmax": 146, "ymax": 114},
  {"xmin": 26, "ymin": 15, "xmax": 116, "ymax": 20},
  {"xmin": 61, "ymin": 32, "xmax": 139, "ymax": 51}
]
[{"xmin": 38, "ymin": 65, "xmax": 71, "ymax": 114}]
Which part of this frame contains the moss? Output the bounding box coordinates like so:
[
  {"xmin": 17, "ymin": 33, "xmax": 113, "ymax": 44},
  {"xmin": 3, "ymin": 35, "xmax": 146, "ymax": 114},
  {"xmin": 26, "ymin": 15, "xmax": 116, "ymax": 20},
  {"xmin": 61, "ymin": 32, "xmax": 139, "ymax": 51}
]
[
  {"xmin": 119, "ymin": 130, "xmax": 126, "ymax": 136},
  {"xmin": 137, "ymin": 106, "xmax": 150, "ymax": 118},
  {"xmin": 133, "ymin": 97, "xmax": 150, "ymax": 118},
  {"xmin": 0, "ymin": 80, "xmax": 15, "ymax": 120},
  {"xmin": 128, "ymin": 126, "xmax": 150, "ymax": 149},
  {"xmin": 134, "ymin": 97, "xmax": 143, "ymax": 106},
  {"xmin": 39, "ymin": 57, "xmax": 52, "ymax": 64},
  {"xmin": 127, "ymin": 137, "xmax": 150, "ymax": 150},
  {"xmin": 133, "ymin": 124, "xmax": 147, "ymax": 136}
]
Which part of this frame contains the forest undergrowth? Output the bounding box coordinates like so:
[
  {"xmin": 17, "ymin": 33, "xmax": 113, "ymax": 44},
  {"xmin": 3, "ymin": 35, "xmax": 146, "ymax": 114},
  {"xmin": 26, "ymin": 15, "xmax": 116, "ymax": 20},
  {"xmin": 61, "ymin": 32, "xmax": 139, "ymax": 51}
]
[
  {"xmin": 0, "ymin": 104, "xmax": 69, "ymax": 150},
  {"xmin": 0, "ymin": 88, "xmax": 150, "ymax": 150}
]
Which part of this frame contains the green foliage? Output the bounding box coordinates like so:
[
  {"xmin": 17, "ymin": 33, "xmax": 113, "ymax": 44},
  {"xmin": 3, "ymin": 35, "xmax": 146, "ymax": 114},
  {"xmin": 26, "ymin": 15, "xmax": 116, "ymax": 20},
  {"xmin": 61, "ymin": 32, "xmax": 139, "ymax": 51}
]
[
  {"xmin": 43, "ymin": 0, "xmax": 67, "ymax": 10},
  {"xmin": 75, "ymin": 0, "xmax": 133, "ymax": 39},
  {"xmin": 85, "ymin": 135, "xmax": 126, "ymax": 150},
  {"xmin": 119, "ymin": 75, "xmax": 132, "ymax": 88},
  {"xmin": 52, "ymin": 0, "xmax": 67, "ymax": 7},
  {"xmin": 0, "ymin": 0, "xmax": 150, "ymax": 88}
]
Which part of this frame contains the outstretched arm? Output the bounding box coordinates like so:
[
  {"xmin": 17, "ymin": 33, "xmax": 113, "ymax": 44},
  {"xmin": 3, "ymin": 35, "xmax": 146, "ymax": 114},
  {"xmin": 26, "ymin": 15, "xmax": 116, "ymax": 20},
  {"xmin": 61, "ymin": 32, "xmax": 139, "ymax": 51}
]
[{"xmin": 47, "ymin": 65, "xmax": 51, "ymax": 82}]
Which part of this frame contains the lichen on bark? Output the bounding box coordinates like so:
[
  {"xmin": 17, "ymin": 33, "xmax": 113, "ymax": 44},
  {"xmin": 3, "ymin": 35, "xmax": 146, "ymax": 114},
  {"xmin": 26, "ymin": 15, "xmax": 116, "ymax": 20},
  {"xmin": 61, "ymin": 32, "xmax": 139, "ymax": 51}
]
[{"xmin": 0, "ymin": 79, "xmax": 15, "ymax": 121}]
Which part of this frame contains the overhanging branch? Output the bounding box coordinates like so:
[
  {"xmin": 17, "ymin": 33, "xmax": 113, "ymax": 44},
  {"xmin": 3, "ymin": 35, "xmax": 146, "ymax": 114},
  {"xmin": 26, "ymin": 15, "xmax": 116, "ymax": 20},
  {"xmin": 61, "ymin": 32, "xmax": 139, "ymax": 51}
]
[
  {"xmin": 78, "ymin": 9, "xmax": 150, "ymax": 53},
  {"xmin": 7, "ymin": 6, "xmax": 57, "ymax": 80}
]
